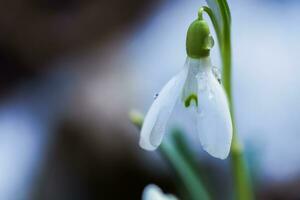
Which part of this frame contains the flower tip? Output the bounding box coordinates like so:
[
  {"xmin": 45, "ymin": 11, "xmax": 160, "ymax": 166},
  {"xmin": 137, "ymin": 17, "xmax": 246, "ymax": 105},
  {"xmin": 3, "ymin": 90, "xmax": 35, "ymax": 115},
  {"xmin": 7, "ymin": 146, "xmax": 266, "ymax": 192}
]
[
  {"xmin": 139, "ymin": 138, "xmax": 158, "ymax": 151},
  {"xmin": 215, "ymin": 151, "xmax": 230, "ymax": 160},
  {"xmin": 203, "ymin": 145, "xmax": 230, "ymax": 160}
]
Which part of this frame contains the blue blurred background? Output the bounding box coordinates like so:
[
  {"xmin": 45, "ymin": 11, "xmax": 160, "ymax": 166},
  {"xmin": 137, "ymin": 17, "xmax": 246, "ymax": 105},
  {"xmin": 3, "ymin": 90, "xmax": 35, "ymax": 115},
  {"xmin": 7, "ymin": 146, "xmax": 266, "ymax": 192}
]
[{"xmin": 0, "ymin": 0, "xmax": 299, "ymax": 199}]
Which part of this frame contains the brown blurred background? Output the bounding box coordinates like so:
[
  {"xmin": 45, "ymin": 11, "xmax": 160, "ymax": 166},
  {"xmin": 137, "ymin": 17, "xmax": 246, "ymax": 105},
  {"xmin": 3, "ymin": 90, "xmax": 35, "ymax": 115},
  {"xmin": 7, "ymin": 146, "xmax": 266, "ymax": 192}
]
[
  {"xmin": 0, "ymin": 0, "xmax": 172, "ymax": 199},
  {"xmin": 1, "ymin": 0, "xmax": 300, "ymax": 199}
]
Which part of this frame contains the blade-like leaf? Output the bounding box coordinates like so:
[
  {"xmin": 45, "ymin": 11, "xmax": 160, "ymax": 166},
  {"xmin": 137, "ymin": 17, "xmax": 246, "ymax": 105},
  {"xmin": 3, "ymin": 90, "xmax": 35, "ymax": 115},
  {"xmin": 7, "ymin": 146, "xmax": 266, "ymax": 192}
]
[{"xmin": 129, "ymin": 112, "xmax": 210, "ymax": 200}]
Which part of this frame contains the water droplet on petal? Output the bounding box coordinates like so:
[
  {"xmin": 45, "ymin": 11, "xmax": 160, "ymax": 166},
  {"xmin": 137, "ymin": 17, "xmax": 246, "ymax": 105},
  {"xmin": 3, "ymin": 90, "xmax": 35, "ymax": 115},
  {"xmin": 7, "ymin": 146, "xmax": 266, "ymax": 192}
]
[
  {"xmin": 205, "ymin": 35, "xmax": 215, "ymax": 49},
  {"xmin": 212, "ymin": 66, "xmax": 222, "ymax": 83}
]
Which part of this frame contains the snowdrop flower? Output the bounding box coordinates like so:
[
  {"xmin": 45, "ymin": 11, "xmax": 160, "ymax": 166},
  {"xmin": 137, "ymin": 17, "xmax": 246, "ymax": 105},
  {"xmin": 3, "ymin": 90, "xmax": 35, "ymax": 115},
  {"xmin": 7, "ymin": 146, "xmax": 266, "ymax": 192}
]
[
  {"xmin": 140, "ymin": 9, "xmax": 232, "ymax": 159},
  {"xmin": 142, "ymin": 184, "xmax": 178, "ymax": 200}
]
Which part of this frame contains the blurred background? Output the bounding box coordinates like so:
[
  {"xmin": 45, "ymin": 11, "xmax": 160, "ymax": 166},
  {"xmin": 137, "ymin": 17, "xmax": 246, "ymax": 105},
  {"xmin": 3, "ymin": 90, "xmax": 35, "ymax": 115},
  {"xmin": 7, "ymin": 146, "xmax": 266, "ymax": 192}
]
[{"xmin": 0, "ymin": 0, "xmax": 300, "ymax": 199}]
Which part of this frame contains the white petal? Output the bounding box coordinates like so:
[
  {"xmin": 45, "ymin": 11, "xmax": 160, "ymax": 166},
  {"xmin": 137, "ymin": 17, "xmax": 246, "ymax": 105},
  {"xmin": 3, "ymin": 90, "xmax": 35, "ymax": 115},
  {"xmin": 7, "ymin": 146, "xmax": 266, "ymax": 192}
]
[
  {"xmin": 181, "ymin": 58, "xmax": 200, "ymax": 106},
  {"xmin": 196, "ymin": 70, "xmax": 232, "ymax": 159},
  {"xmin": 140, "ymin": 66, "xmax": 188, "ymax": 150},
  {"xmin": 181, "ymin": 57, "xmax": 213, "ymax": 108},
  {"xmin": 142, "ymin": 184, "xmax": 177, "ymax": 200}
]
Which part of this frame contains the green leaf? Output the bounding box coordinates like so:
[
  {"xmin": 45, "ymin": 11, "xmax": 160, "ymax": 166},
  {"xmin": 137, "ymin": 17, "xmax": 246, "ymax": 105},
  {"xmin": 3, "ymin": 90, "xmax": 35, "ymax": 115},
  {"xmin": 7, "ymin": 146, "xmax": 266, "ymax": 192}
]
[
  {"xmin": 160, "ymin": 130, "xmax": 210, "ymax": 200},
  {"xmin": 129, "ymin": 112, "xmax": 210, "ymax": 200}
]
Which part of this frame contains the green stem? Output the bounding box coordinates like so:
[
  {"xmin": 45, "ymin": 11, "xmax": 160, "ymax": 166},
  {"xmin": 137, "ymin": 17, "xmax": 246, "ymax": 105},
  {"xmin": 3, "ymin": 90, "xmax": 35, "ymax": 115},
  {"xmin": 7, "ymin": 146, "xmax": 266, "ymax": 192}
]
[
  {"xmin": 231, "ymin": 129, "xmax": 254, "ymax": 200},
  {"xmin": 129, "ymin": 113, "xmax": 210, "ymax": 200},
  {"xmin": 160, "ymin": 138, "xmax": 210, "ymax": 200},
  {"xmin": 202, "ymin": 2, "xmax": 254, "ymax": 199},
  {"xmin": 221, "ymin": 6, "xmax": 254, "ymax": 200},
  {"xmin": 202, "ymin": 6, "xmax": 222, "ymax": 46}
]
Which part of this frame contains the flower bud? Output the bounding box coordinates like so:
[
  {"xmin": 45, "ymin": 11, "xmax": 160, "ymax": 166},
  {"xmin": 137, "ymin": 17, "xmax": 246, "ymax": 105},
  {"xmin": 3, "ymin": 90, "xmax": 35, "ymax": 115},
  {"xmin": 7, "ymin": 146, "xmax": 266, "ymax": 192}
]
[{"xmin": 186, "ymin": 9, "xmax": 214, "ymax": 58}]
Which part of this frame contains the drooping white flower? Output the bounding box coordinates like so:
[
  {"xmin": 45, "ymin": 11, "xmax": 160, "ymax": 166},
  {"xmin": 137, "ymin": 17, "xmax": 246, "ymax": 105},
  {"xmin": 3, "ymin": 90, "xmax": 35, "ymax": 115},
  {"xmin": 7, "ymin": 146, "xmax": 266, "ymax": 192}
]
[
  {"xmin": 142, "ymin": 184, "xmax": 178, "ymax": 200},
  {"xmin": 140, "ymin": 56, "xmax": 232, "ymax": 159},
  {"xmin": 139, "ymin": 10, "xmax": 232, "ymax": 159}
]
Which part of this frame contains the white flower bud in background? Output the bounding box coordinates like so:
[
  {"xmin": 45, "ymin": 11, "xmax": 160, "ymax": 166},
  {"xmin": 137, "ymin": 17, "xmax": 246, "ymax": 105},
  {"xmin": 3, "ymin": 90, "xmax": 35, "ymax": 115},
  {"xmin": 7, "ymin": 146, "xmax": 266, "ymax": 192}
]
[{"xmin": 142, "ymin": 184, "xmax": 178, "ymax": 200}]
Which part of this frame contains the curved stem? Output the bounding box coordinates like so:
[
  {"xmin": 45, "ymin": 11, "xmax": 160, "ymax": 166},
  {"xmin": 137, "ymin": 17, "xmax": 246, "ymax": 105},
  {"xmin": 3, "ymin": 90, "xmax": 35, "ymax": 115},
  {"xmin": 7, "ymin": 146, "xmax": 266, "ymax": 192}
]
[
  {"xmin": 222, "ymin": 9, "xmax": 254, "ymax": 200},
  {"xmin": 202, "ymin": 6, "xmax": 222, "ymax": 45},
  {"xmin": 201, "ymin": 4, "xmax": 254, "ymax": 200}
]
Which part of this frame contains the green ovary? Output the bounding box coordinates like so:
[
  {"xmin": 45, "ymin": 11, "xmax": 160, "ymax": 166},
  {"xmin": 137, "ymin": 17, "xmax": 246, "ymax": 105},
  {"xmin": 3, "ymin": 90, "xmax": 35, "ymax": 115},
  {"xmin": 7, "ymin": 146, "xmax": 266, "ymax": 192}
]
[{"xmin": 184, "ymin": 93, "xmax": 198, "ymax": 107}]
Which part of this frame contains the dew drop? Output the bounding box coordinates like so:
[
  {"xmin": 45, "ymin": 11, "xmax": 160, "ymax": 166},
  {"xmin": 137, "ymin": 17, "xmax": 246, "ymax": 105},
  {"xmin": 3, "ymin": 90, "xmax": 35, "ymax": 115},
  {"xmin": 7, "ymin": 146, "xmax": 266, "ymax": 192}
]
[
  {"xmin": 153, "ymin": 93, "xmax": 159, "ymax": 100},
  {"xmin": 205, "ymin": 35, "xmax": 215, "ymax": 49},
  {"xmin": 212, "ymin": 66, "xmax": 222, "ymax": 83}
]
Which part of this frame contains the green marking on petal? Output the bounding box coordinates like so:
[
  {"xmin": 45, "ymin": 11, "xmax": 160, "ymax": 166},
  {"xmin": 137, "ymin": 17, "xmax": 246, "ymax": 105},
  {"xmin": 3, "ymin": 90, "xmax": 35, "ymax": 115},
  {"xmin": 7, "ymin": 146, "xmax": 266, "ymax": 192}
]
[{"xmin": 184, "ymin": 94, "xmax": 198, "ymax": 108}]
